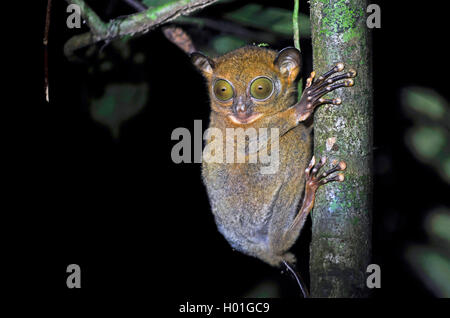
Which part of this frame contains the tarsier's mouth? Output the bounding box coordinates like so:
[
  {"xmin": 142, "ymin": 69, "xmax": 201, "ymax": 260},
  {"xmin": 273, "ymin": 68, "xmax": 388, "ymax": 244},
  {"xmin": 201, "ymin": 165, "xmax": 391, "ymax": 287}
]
[{"xmin": 228, "ymin": 113, "xmax": 263, "ymax": 125}]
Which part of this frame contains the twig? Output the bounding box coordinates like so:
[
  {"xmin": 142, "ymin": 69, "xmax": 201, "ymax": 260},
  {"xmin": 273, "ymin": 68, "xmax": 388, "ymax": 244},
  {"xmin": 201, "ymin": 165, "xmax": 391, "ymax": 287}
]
[
  {"xmin": 293, "ymin": 0, "xmax": 301, "ymax": 51},
  {"xmin": 44, "ymin": 0, "xmax": 52, "ymax": 102},
  {"xmin": 122, "ymin": 0, "xmax": 147, "ymax": 12},
  {"xmin": 293, "ymin": 0, "xmax": 303, "ymax": 97},
  {"xmin": 64, "ymin": 0, "xmax": 219, "ymax": 59}
]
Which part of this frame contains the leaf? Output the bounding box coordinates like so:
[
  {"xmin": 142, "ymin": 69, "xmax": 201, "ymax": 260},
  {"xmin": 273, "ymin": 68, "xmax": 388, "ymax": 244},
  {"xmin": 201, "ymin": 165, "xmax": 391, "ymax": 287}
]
[
  {"xmin": 212, "ymin": 35, "xmax": 246, "ymax": 54},
  {"xmin": 90, "ymin": 83, "xmax": 149, "ymax": 138},
  {"xmin": 405, "ymin": 125, "xmax": 450, "ymax": 183},
  {"xmin": 224, "ymin": 4, "xmax": 311, "ymax": 38},
  {"xmin": 407, "ymin": 126, "xmax": 446, "ymax": 159},
  {"xmin": 405, "ymin": 245, "xmax": 450, "ymax": 297},
  {"xmin": 425, "ymin": 208, "xmax": 450, "ymax": 244},
  {"xmin": 402, "ymin": 86, "xmax": 450, "ymax": 183},
  {"xmin": 402, "ymin": 86, "xmax": 447, "ymax": 120},
  {"xmin": 445, "ymin": 158, "xmax": 450, "ymax": 180}
]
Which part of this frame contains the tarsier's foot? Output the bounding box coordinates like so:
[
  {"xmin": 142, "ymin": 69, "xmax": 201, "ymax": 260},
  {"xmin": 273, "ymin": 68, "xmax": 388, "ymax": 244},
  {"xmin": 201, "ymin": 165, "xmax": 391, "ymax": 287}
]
[
  {"xmin": 305, "ymin": 156, "xmax": 347, "ymax": 192},
  {"xmin": 285, "ymin": 156, "xmax": 346, "ymax": 237},
  {"xmin": 296, "ymin": 63, "xmax": 357, "ymax": 121}
]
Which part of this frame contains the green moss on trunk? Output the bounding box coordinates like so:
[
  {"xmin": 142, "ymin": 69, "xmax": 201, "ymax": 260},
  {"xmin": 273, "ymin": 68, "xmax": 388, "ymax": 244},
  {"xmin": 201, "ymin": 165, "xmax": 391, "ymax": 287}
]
[{"xmin": 309, "ymin": 0, "xmax": 373, "ymax": 298}]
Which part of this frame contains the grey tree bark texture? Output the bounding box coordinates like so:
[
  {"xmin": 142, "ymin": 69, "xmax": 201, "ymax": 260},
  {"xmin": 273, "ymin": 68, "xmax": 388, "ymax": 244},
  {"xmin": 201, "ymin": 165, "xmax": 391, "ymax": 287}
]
[{"xmin": 309, "ymin": 0, "xmax": 373, "ymax": 297}]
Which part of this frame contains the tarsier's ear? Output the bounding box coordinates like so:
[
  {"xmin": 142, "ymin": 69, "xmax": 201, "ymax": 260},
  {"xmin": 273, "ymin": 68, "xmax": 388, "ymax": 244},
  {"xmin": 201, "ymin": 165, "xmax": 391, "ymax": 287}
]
[
  {"xmin": 273, "ymin": 47, "xmax": 301, "ymax": 84},
  {"xmin": 191, "ymin": 52, "xmax": 215, "ymax": 77}
]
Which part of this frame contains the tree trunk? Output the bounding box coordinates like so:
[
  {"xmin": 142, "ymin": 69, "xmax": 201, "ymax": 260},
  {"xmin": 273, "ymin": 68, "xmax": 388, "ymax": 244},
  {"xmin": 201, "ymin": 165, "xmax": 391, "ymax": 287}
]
[{"xmin": 309, "ymin": 0, "xmax": 373, "ymax": 298}]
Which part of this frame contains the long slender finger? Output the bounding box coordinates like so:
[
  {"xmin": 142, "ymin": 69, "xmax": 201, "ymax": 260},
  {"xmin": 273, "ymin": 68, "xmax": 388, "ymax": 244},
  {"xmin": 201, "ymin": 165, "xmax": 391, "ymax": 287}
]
[
  {"xmin": 318, "ymin": 173, "xmax": 345, "ymax": 186},
  {"xmin": 312, "ymin": 97, "xmax": 342, "ymax": 108},
  {"xmin": 309, "ymin": 70, "xmax": 357, "ymax": 94},
  {"xmin": 304, "ymin": 155, "xmax": 316, "ymax": 178},
  {"xmin": 314, "ymin": 63, "xmax": 345, "ymax": 85},
  {"xmin": 308, "ymin": 79, "xmax": 354, "ymax": 99},
  {"xmin": 311, "ymin": 156, "xmax": 327, "ymax": 177},
  {"xmin": 319, "ymin": 161, "xmax": 347, "ymax": 179},
  {"xmin": 305, "ymin": 71, "xmax": 316, "ymax": 89}
]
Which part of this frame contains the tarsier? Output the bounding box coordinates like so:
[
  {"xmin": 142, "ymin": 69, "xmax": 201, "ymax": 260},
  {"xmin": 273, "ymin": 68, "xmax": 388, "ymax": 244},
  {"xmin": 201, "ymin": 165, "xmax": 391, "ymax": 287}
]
[{"xmin": 191, "ymin": 46, "xmax": 356, "ymax": 289}]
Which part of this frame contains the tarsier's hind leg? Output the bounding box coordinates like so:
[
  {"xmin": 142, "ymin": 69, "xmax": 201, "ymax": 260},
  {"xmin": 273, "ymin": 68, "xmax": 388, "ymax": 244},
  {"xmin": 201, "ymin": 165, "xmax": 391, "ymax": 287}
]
[
  {"xmin": 280, "ymin": 156, "xmax": 346, "ymax": 251},
  {"xmin": 271, "ymin": 158, "xmax": 345, "ymax": 298}
]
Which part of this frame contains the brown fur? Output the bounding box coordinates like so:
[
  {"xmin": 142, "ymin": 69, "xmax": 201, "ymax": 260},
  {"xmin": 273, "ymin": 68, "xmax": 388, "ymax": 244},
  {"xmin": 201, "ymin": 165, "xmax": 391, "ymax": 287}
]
[{"xmin": 193, "ymin": 45, "xmax": 312, "ymax": 266}]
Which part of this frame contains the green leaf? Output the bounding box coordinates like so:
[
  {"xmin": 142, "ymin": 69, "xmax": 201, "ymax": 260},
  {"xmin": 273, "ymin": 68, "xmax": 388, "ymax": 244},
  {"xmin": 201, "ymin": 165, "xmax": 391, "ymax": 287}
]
[
  {"xmin": 407, "ymin": 126, "xmax": 446, "ymax": 159},
  {"xmin": 444, "ymin": 157, "xmax": 450, "ymax": 180},
  {"xmin": 405, "ymin": 245, "xmax": 450, "ymax": 297},
  {"xmin": 426, "ymin": 208, "xmax": 450, "ymax": 244},
  {"xmin": 212, "ymin": 35, "xmax": 246, "ymax": 54},
  {"xmin": 90, "ymin": 83, "xmax": 148, "ymax": 138},
  {"xmin": 402, "ymin": 87, "xmax": 447, "ymax": 120},
  {"xmin": 224, "ymin": 4, "xmax": 311, "ymax": 38}
]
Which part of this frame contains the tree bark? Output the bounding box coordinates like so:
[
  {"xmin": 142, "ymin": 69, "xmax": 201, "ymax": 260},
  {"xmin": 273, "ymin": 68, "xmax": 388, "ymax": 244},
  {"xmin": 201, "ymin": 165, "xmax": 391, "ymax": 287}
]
[{"xmin": 309, "ymin": 0, "xmax": 373, "ymax": 297}]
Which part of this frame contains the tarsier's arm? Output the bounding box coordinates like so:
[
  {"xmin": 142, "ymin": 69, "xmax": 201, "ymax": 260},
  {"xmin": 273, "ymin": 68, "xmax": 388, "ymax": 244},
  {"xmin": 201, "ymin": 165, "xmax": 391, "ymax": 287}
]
[{"xmin": 270, "ymin": 63, "xmax": 356, "ymax": 137}]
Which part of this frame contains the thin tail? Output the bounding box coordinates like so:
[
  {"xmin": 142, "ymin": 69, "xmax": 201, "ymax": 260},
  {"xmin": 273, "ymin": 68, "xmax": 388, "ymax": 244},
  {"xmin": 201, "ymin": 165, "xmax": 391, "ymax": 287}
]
[{"xmin": 282, "ymin": 260, "xmax": 310, "ymax": 298}]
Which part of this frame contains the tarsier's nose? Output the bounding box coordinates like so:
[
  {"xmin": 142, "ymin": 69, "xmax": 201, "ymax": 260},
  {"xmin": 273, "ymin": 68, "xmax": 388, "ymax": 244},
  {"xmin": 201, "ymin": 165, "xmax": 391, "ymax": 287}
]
[
  {"xmin": 235, "ymin": 96, "xmax": 249, "ymax": 114},
  {"xmin": 229, "ymin": 95, "xmax": 262, "ymax": 124}
]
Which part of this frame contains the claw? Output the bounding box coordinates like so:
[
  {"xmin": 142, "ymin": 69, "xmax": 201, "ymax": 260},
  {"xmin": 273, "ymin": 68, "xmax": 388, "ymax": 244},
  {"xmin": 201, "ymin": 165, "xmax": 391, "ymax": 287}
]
[
  {"xmin": 345, "ymin": 79, "xmax": 354, "ymax": 86},
  {"xmin": 305, "ymin": 156, "xmax": 315, "ymax": 176},
  {"xmin": 320, "ymin": 156, "xmax": 327, "ymax": 165},
  {"xmin": 306, "ymin": 71, "xmax": 316, "ymax": 89}
]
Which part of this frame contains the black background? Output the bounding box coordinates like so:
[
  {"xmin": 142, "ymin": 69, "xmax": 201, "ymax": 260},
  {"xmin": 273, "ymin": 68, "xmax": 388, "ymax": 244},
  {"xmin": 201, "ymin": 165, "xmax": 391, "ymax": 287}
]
[{"xmin": 18, "ymin": 0, "xmax": 449, "ymax": 304}]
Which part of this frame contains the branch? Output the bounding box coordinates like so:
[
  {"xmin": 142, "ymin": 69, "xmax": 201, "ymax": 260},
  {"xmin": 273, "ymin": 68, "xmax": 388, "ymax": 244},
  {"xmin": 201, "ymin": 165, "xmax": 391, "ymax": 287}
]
[
  {"xmin": 309, "ymin": 0, "xmax": 373, "ymax": 298},
  {"xmin": 63, "ymin": 0, "xmax": 219, "ymax": 58}
]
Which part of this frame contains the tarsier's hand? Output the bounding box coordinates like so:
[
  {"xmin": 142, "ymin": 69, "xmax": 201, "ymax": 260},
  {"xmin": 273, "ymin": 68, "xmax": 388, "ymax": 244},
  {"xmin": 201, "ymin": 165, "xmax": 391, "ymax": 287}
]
[{"xmin": 295, "ymin": 63, "xmax": 357, "ymax": 122}]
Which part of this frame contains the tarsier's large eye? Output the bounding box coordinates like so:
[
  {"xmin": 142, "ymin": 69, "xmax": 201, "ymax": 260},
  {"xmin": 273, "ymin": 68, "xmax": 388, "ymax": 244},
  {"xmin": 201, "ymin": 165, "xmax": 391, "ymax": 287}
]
[
  {"xmin": 213, "ymin": 79, "xmax": 234, "ymax": 101},
  {"xmin": 250, "ymin": 77, "xmax": 273, "ymax": 100}
]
